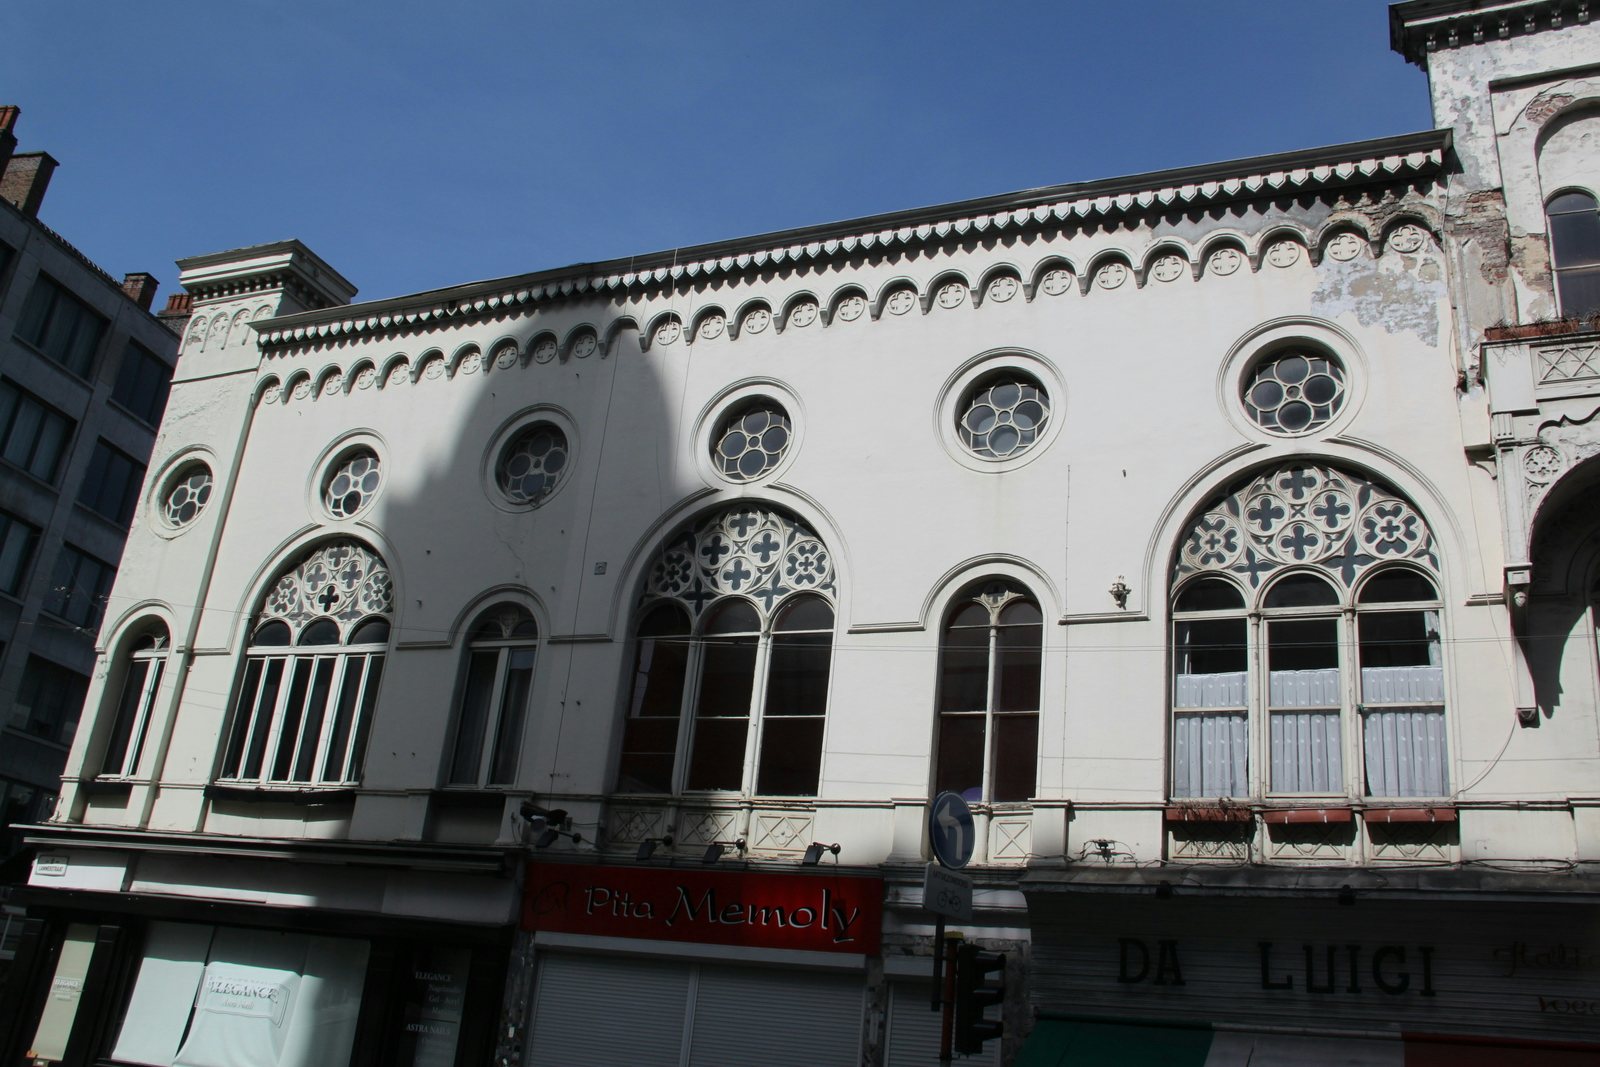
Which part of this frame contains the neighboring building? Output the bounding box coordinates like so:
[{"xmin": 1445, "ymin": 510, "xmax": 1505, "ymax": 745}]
[
  {"xmin": 0, "ymin": 105, "xmax": 179, "ymax": 969},
  {"xmin": 6, "ymin": 3, "xmax": 1600, "ymax": 1064}
]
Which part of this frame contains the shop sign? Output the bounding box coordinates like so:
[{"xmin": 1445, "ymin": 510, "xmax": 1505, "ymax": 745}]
[
  {"xmin": 396, "ymin": 946, "xmax": 470, "ymax": 1067},
  {"xmin": 523, "ymin": 863, "xmax": 883, "ymax": 955}
]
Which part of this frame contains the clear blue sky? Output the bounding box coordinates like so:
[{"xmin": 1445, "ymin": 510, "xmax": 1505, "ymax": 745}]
[{"xmin": 6, "ymin": 1, "xmax": 1428, "ymax": 307}]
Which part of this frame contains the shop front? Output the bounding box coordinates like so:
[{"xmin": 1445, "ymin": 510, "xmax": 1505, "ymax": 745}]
[
  {"xmin": 518, "ymin": 861, "xmax": 886, "ymax": 1067},
  {"xmin": 0, "ymin": 836, "xmax": 518, "ymax": 1067},
  {"xmin": 1020, "ymin": 877, "xmax": 1600, "ymax": 1066}
]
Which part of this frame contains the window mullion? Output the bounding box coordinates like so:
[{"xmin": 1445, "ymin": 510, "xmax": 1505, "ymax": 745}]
[
  {"xmin": 308, "ymin": 653, "xmax": 343, "ymax": 784},
  {"xmin": 260, "ymin": 655, "xmax": 296, "ymax": 783},
  {"xmin": 1248, "ymin": 611, "xmax": 1263, "ymax": 801},
  {"xmin": 744, "ymin": 631, "xmax": 773, "ymax": 794},
  {"xmin": 983, "ymin": 622, "xmax": 1000, "ymax": 802},
  {"xmin": 1341, "ymin": 607, "xmax": 1358, "ymax": 798}
]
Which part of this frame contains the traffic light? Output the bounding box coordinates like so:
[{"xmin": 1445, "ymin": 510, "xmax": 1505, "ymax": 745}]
[{"xmin": 954, "ymin": 942, "xmax": 1006, "ymax": 1055}]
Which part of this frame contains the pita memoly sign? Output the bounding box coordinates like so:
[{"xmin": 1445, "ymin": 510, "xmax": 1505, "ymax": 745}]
[{"xmin": 523, "ymin": 863, "xmax": 883, "ymax": 955}]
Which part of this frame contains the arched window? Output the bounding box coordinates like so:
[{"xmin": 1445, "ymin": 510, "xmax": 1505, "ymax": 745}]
[
  {"xmin": 219, "ymin": 541, "xmax": 392, "ymax": 787},
  {"xmin": 1170, "ymin": 464, "xmax": 1448, "ymax": 800},
  {"xmin": 1548, "ymin": 190, "xmax": 1600, "ymax": 317},
  {"xmin": 934, "ymin": 581, "xmax": 1042, "ymax": 803},
  {"xmin": 615, "ymin": 507, "xmax": 836, "ymax": 796},
  {"xmin": 447, "ymin": 605, "xmax": 538, "ymax": 787},
  {"xmin": 99, "ymin": 622, "xmax": 169, "ymax": 778}
]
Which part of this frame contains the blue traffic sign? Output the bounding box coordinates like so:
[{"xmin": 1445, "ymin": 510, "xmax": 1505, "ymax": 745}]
[{"xmin": 928, "ymin": 791, "xmax": 975, "ymax": 869}]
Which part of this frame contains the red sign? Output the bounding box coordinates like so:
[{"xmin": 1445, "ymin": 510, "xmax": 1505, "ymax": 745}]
[{"xmin": 522, "ymin": 861, "xmax": 883, "ymax": 955}]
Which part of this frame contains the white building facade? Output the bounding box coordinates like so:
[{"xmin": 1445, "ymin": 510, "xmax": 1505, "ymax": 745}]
[{"xmin": 6, "ymin": 3, "xmax": 1600, "ymax": 1065}]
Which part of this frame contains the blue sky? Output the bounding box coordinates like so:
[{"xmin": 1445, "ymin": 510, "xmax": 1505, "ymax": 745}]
[{"xmin": 6, "ymin": 1, "xmax": 1429, "ymax": 306}]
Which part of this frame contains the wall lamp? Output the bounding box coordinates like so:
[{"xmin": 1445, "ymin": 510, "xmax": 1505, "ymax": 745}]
[
  {"xmin": 702, "ymin": 839, "xmax": 746, "ymax": 865},
  {"xmin": 637, "ymin": 834, "xmax": 674, "ymax": 861},
  {"xmin": 802, "ymin": 842, "xmax": 841, "ymax": 866},
  {"xmin": 519, "ymin": 802, "xmax": 582, "ymax": 848}
]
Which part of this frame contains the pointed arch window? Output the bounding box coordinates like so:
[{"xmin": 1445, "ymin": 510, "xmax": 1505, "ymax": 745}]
[
  {"xmin": 448, "ymin": 605, "xmax": 539, "ymax": 787},
  {"xmin": 220, "ymin": 541, "xmax": 392, "ymax": 787},
  {"xmin": 935, "ymin": 581, "xmax": 1042, "ymax": 803},
  {"xmin": 1170, "ymin": 464, "xmax": 1448, "ymax": 801},
  {"xmin": 99, "ymin": 622, "xmax": 169, "ymax": 778},
  {"xmin": 1548, "ymin": 190, "xmax": 1600, "ymax": 317},
  {"xmin": 615, "ymin": 507, "xmax": 836, "ymax": 796}
]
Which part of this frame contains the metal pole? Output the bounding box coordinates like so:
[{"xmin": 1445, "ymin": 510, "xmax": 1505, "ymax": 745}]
[
  {"xmin": 939, "ymin": 931, "xmax": 962, "ymax": 1067},
  {"xmin": 930, "ymin": 915, "xmax": 944, "ymax": 1011}
]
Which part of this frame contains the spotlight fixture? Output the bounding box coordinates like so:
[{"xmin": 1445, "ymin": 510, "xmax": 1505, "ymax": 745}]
[
  {"xmin": 519, "ymin": 803, "xmax": 581, "ymax": 849},
  {"xmin": 637, "ymin": 834, "xmax": 674, "ymax": 862},
  {"xmin": 801, "ymin": 842, "xmax": 841, "ymax": 866},
  {"xmin": 702, "ymin": 839, "xmax": 746, "ymax": 865}
]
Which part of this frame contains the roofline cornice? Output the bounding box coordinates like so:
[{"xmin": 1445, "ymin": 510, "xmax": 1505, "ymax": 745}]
[
  {"xmin": 254, "ymin": 129, "xmax": 1450, "ymax": 351},
  {"xmin": 1391, "ymin": 0, "xmax": 1593, "ymax": 67}
]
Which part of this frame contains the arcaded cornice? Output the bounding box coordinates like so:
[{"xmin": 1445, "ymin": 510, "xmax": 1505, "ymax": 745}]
[
  {"xmin": 253, "ymin": 130, "xmax": 1449, "ymax": 351},
  {"xmin": 1391, "ymin": 0, "xmax": 1593, "ymax": 66}
]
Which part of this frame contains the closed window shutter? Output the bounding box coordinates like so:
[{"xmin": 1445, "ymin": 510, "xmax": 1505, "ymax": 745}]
[
  {"xmin": 530, "ymin": 954, "xmax": 688, "ymax": 1067},
  {"xmin": 687, "ymin": 965, "xmax": 861, "ymax": 1067}
]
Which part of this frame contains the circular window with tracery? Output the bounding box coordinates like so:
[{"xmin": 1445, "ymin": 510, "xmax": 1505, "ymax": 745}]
[
  {"xmin": 1243, "ymin": 349, "xmax": 1346, "ymax": 435},
  {"xmin": 958, "ymin": 376, "xmax": 1051, "ymax": 459},
  {"xmin": 324, "ymin": 448, "xmax": 382, "ymax": 518},
  {"xmin": 162, "ymin": 464, "xmax": 213, "ymax": 528},
  {"xmin": 497, "ymin": 424, "xmax": 569, "ymax": 506},
  {"xmin": 713, "ymin": 403, "xmax": 792, "ymax": 482}
]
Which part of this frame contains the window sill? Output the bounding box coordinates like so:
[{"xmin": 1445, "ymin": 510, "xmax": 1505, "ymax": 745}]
[
  {"xmin": 205, "ymin": 782, "xmax": 357, "ymax": 805},
  {"xmin": 80, "ymin": 778, "xmax": 134, "ymax": 798},
  {"xmin": 1164, "ymin": 804, "xmax": 1251, "ymax": 824},
  {"xmin": 1261, "ymin": 807, "xmax": 1353, "ymax": 825},
  {"xmin": 1364, "ymin": 804, "xmax": 1456, "ymax": 824}
]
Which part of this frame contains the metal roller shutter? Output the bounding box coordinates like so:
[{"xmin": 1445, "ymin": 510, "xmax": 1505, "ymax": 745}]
[
  {"xmin": 688, "ymin": 964, "xmax": 862, "ymax": 1067},
  {"xmin": 886, "ymin": 981, "xmax": 998, "ymax": 1067},
  {"xmin": 530, "ymin": 953, "xmax": 690, "ymax": 1067}
]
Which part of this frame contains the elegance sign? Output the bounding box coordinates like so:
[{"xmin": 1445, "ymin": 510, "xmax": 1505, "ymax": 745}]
[{"xmin": 523, "ymin": 862, "xmax": 883, "ymax": 955}]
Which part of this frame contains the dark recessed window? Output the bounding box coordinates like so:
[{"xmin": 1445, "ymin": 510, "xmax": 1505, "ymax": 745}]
[
  {"xmin": 0, "ymin": 378, "xmax": 75, "ymax": 484},
  {"xmin": 79, "ymin": 439, "xmax": 146, "ymax": 527},
  {"xmin": 16, "ymin": 273, "xmax": 107, "ymax": 378},
  {"xmin": 1548, "ymin": 190, "xmax": 1600, "ymax": 317},
  {"xmin": 112, "ymin": 341, "xmax": 173, "ymax": 426}
]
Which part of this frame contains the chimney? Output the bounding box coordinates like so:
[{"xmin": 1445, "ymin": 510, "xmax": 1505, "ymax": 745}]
[
  {"xmin": 1, "ymin": 151, "xmax": 57, "ymax": 217},
  {"xmin": 156, "ymin": 291, "xmax": 193, "ymax": 337},
  {"xmin": 0, "ymin": 106, "xmax": 18, "ymax": 173},
  {"xmin": 121, "ymin": 272, "xmax": 159, "ymax": 311}
]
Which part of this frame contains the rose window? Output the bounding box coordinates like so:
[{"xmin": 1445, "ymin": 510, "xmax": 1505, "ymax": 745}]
[
  {"xmin": 1243, "ymin": 350, "xmax": 1346, "ymax": 434},
  {"xmin": 498, "ymin": 424, "xmax": 569, "ymax": 506},
  {"xmin": 162, "ymin": 465, "xmax": 213, "ymax": 528},
  {"xmin": 325, "ymin": 449, "xmax": 381, "ymax": 518},
  {"xmin": 958, "ymin": 377, "xmax": 1051, "ymax": 459},
  {"xmin": 713, "ymin": 404, "xmax": 792, "ymax": 481}
]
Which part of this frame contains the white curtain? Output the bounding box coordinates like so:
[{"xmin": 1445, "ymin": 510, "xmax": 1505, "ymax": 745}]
[
  {"xmin": 1363, "ymin": 708, "xmax": 1449, "ymax": 796},
  {"xmin": 1172, "ymin": 713, "xmax": 1247, "ymax": 796},
  {"xmin": 1269, "ymin": 710, "xmax": 1342, "ymax": 792}
]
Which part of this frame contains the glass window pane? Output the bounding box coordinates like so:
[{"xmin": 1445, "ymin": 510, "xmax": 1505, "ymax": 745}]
[
  {"xmin": 290, "ymin": 659, "xmax": 337, "ymax": 782},
  {"xmin": 686, "ymin": 717, "xmax": 747, "ymax": 790},
  {"xmin": 756, "ymin": 717, "xmax": 823, "ymax": 796},
  {"xmin": 241, "ymin": 659, "xmax": 285, "ymax": 780},
  {"xmin": 694, "ymin": 637, "xmax": 756, "ymax": 717},
  {"xmin": 936, "ymin": 714, "xmax": 986, "ymax": 801},
  {"xmin": 1558, "ymin": 267, "xmax": 1600, "ymax": 317},
  {"xmin": 488, "ymin": 648, "xmax": 535, "ymax": 785},
  {"xmin": 1268, "ymin": 618, "xmax": 1339, "ymax": 672},
  {"xmin": 994, "ymin": 620, "xmax": 1041, "ymax": 712},
  {"xmin": 774, "ymin": 594, "xmax": 832, "ymax": 632},
  {"xmin": 102, "ymin": 659, "xmax": 151, "ymax": 776},
  {"xmin": 1358, "ymin": 569, "xmax": 1436, "ymax": 603},
  {"xmin": 299, "ymin": 619, "xmax": 340, "ymax": 646},
  {"xmin": 1265, "ymin": 574, "xmax": 1339, "ymax": 608},
  {"xmin": 991, "ymin": 713, "xmax": 1038, "ymax": 802},
  {"xmin": 1358, "ymin": 611, "xmax": 1433, "ymax": 669},
  {"xmin": 617, "ymin": 719, "xmax": 679, "ymax": 793},
  {"xmin": 703, "ymin": 599, "xmax": 759, "ymax": 635},
  {"xmin": 937, "ymin": 625, "xmax": 988, "ymax": 712},
  {"xmin": 765, "ymin": 633, "xmax": 831, "ymax": 717},
  {"xmin": 1174, "ymin": 577, "xmax": 1244, "ymax": 612},
  {"xmin": 342, "ymin": 656, "xmax": 383, "ymax": 782},
  {"xmin": 448, "ymin": 652, "xmax": 496, "ymax": 783},
  {"xmin": 271, "ymin": 660, "xmax": 316, "ymax": 781},
  {"xmin": 1551, "ymin": 207, "xmax": 1600, "ymax": 265},
  {"xmin": 222, "ymin": 660, "xmax": 263, "ymax": 777}
]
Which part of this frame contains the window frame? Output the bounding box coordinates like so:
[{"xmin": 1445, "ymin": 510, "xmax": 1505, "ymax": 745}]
[
  {"xmin": 0, "ymin": 377, "xmax": 76, "ymax": 484},
  {"xmin": 0, "ymin": 507, "xmax": 42, "ymax": 596},
  {"xmin": 99, "ymin": 624, "xmax": 170, "ymax": 778},
  {"xmin": 17, "ymin": 654, "xmax": 90, "ymax": 745},
  {"xmin": 15, "ymin": 271, "xmax": 108, "ymax": 378},
  {"xmin": 933, "ymin": 581, "xmax": 1043, "ymax": 805},
  {"xmin": 445, "ymin": 605, "xmax": 539, "ymax": 788},
  {"xmin": 78, "ymin": 437, "xmax": 147, "ymax": 527},
  {"xmin": 111, "ymin": 339, "xmax": 173, "ymax": 427},
  {"xmin": 1546, "ymin": 188, "xmax": 1600, "ymax": 318},
  {"xmin": 1170, "ymin": 565, "xmax": 1449, "ymax": 803},
  {"xmin": 616, "ymin": 591, "xmax": 836, "ymax": 797}
]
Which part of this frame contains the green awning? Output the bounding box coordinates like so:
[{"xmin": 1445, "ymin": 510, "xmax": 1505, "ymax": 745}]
[{"xmin": 1015, "ymin": 1019, "xmax": 1213, "ymax": 1067}]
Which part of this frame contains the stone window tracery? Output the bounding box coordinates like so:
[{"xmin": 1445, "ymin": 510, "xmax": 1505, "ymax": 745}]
[
  {"xmin": 958, "ymin": 376, "xmax": 1051, "ymax": 460},
  {"xmin": 219, "ymin": 541, "xmax": 392, "ymax": 787},
  {"xmin": 713, "ymin": 403, "xmax": 792, "ymax": 482},
  {"xmin": 497, "ymin": 424, "xmax": 569, "ymax": 507},
  {"xmin": 616, "ymin": 506, "xmax": 836, "ymax": 796},
  {"xmin": 324, "ymin": 448, "xmax": 381, "ymax": 519},
  {"xmin": 1242, "ymin": 348, "xmax": 1346, "ymax": 435},
  {"xmin": 162, "ymin": 464, "xmax": 213, "ymax": 528}
]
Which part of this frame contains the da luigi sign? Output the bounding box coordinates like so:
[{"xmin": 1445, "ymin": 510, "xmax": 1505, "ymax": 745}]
[{"xmin": 524, "ymin": 863, "xmax": 883, "ymax": 955}]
